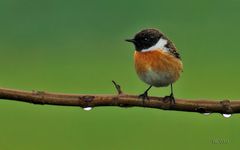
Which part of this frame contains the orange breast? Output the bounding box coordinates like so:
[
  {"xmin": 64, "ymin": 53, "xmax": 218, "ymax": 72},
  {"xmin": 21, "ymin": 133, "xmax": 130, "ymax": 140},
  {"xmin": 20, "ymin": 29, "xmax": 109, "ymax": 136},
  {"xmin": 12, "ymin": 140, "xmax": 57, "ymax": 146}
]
[{"xmin": 134, "ymin": 49, "xmax": 183, "ymax": 86}]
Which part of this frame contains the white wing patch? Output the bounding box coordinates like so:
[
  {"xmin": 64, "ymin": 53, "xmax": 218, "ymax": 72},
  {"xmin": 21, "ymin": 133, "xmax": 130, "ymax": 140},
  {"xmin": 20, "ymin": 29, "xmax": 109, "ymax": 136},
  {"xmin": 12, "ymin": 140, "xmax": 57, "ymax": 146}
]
[{"xmin": 141, "ymin": 37, "xmax": 169, "ymax": 52}]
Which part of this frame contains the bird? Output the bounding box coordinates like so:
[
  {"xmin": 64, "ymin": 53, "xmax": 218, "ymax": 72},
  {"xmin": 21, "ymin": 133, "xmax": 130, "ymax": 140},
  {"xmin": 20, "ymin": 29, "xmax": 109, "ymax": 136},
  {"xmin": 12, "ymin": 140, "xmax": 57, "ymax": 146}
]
[{"xmin": 126, "ymin": 28, "xmax": 183, "ymax": 103}]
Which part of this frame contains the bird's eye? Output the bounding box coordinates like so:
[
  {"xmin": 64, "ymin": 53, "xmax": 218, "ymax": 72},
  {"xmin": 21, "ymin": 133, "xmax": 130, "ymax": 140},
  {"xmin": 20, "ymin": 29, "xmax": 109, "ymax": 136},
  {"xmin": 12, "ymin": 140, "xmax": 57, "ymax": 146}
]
[{"xmin": 144, "ymin": 37, "xmax": 148, "ymax": 41}]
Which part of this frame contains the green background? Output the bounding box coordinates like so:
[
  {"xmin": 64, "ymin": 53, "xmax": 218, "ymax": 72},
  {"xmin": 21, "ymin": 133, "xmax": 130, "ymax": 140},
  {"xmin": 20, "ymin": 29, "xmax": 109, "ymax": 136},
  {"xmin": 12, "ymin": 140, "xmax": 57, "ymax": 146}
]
[{"xmin": 0, "ymin": 0, "xmax": 239, "ymax": 149}]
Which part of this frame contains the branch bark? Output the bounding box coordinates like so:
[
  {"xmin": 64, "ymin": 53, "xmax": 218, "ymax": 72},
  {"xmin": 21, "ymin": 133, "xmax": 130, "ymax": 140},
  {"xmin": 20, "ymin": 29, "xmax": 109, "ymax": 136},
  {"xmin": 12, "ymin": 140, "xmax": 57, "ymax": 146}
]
[{"xmin": 0, "ymin": 81, "xmax": 239, "ymax": 114}]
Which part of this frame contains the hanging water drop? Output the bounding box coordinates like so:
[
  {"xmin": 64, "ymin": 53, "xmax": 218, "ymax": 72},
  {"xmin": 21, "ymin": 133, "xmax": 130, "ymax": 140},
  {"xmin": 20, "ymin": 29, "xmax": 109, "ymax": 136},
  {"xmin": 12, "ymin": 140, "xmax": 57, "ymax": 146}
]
[
  {"xmin": 202, "ymin": 112, "xmax": 211, "ymax": 116},
  {"xmin": 222, "ymin": 114, "xmax": 232, "ymax": 118},
  {"xmin": 83, "ymin": 107, "xmax": 92, "ymax": 111}
]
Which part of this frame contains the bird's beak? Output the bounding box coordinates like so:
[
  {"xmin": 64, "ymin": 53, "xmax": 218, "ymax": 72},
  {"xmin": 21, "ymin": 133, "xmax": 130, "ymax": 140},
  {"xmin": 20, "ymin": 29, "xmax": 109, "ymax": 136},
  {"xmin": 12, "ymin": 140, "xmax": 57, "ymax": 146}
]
[{"xmin": 125, "ymin": 39, "xmax": 135, "ymax": 43}]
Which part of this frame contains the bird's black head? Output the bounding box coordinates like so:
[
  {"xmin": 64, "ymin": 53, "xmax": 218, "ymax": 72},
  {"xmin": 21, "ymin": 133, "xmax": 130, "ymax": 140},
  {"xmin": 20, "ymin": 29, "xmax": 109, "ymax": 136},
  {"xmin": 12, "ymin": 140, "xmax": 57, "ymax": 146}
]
[{"xmin": 126, "ymin": 29, "xmax": 162, "ymax": 51}]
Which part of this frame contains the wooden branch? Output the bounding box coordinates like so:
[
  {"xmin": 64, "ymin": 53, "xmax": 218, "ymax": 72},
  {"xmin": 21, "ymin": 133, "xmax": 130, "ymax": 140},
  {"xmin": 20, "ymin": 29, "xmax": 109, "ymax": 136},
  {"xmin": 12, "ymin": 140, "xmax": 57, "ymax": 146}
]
[{"xmin": 0, "ymin": 81, "xmax": 239, "ymax": 114}]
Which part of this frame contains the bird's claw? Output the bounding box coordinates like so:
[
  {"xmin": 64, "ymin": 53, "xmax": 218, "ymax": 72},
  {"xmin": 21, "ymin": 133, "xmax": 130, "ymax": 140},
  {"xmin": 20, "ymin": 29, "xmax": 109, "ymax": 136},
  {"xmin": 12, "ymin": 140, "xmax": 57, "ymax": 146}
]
[
  {"xmin": 138, "ymin": 92, "xmax": 149, "ymax": 101},
  {"xmin": 163, "ymin": 93, "xmax": 175, "ymax": 104}
]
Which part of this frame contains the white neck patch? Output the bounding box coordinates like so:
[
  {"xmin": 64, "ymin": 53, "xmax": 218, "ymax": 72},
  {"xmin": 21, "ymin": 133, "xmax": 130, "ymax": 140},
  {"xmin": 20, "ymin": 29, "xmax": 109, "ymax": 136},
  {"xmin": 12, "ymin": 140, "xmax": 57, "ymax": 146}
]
[{"xmin": 141, "ymin": 37, "xmax": 169, "ymax": 52}]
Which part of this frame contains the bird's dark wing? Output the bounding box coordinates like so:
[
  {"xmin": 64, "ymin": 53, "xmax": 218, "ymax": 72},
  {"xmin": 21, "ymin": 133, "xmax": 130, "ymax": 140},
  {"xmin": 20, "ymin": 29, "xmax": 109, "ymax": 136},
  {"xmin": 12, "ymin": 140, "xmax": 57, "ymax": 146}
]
[{"xmin": 162, "ymin": 34, "xmax": 181, "ymax": 59}]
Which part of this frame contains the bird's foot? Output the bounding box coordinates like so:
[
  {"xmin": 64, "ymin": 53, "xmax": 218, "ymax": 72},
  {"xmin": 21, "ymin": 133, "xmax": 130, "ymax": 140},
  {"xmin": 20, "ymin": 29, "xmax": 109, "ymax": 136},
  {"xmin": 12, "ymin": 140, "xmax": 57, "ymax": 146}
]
[
  {"xmin": 163, "ymin": 93, "xmax": 175, "ymax": 104},
  {"xmin": 138, "ymin": 92, "xmax": 149, "ymax": 101}
]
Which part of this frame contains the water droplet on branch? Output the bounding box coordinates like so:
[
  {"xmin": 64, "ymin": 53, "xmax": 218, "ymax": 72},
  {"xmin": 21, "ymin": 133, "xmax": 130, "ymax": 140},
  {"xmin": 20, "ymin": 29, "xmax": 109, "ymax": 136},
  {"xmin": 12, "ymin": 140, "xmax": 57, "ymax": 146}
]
[
  {"xmin": 222, "ymin": 114, "xmax": 232, "ymax": 118},
  {"xmin": 83, "ymin": 107, "xmax": 92, "ymax": 111},
  {"xmin": 202, "ymin": 112, "xmax": 211, "ymax": 116}
]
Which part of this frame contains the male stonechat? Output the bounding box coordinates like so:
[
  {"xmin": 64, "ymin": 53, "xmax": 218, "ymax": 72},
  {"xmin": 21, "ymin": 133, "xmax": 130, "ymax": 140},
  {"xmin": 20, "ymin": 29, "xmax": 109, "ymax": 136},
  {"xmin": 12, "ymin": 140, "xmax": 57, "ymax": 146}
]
[{"xmin": 126, "ymin": 28, "xmax": 183, "ymax": 103}]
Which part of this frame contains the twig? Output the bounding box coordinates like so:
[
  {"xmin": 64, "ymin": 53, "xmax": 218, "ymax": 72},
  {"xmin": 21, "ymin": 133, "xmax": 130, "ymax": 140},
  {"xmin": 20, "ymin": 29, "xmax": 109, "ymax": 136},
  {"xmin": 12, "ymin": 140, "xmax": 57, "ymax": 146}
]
[
  {"xmin": 112, "ymin": 80, "xmax": 123, "ymax": 95},
  {"xmin": 0, "ymin": 81, "xmax": 239, "ymax": 114}
]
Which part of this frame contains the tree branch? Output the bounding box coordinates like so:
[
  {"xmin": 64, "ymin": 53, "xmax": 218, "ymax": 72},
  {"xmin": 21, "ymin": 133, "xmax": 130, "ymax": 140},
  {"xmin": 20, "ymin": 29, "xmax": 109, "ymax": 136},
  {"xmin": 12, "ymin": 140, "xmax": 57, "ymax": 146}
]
[{"xmin": 0, "ymin": 81, "xmax": 239, "ymax": 114}]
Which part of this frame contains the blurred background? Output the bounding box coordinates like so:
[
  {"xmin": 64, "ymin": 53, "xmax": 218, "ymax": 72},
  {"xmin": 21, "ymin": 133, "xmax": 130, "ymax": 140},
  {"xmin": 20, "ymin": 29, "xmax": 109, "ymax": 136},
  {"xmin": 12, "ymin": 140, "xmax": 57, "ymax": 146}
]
[{"xmin": 0, "ymin": 0, "xmax": 240, "ymax": 149}]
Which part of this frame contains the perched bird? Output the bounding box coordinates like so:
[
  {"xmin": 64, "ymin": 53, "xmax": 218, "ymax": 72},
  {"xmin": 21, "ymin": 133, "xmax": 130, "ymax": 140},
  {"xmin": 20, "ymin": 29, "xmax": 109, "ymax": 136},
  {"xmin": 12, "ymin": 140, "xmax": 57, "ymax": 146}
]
[{"xmin": 126, "ymin": 28, "xmax": 183, "ymax": 103}]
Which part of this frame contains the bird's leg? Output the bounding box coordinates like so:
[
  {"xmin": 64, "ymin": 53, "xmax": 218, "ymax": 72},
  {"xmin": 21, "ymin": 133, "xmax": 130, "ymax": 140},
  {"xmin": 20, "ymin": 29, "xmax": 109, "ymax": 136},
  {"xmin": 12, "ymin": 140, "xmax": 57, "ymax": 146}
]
[
  {"xmin": 138, "ymin": 85, "xmax": 152, "ymax": 101},
  {"xmin": 164, "ymin": 84, "xmax": 175, "ymax": 104}
]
